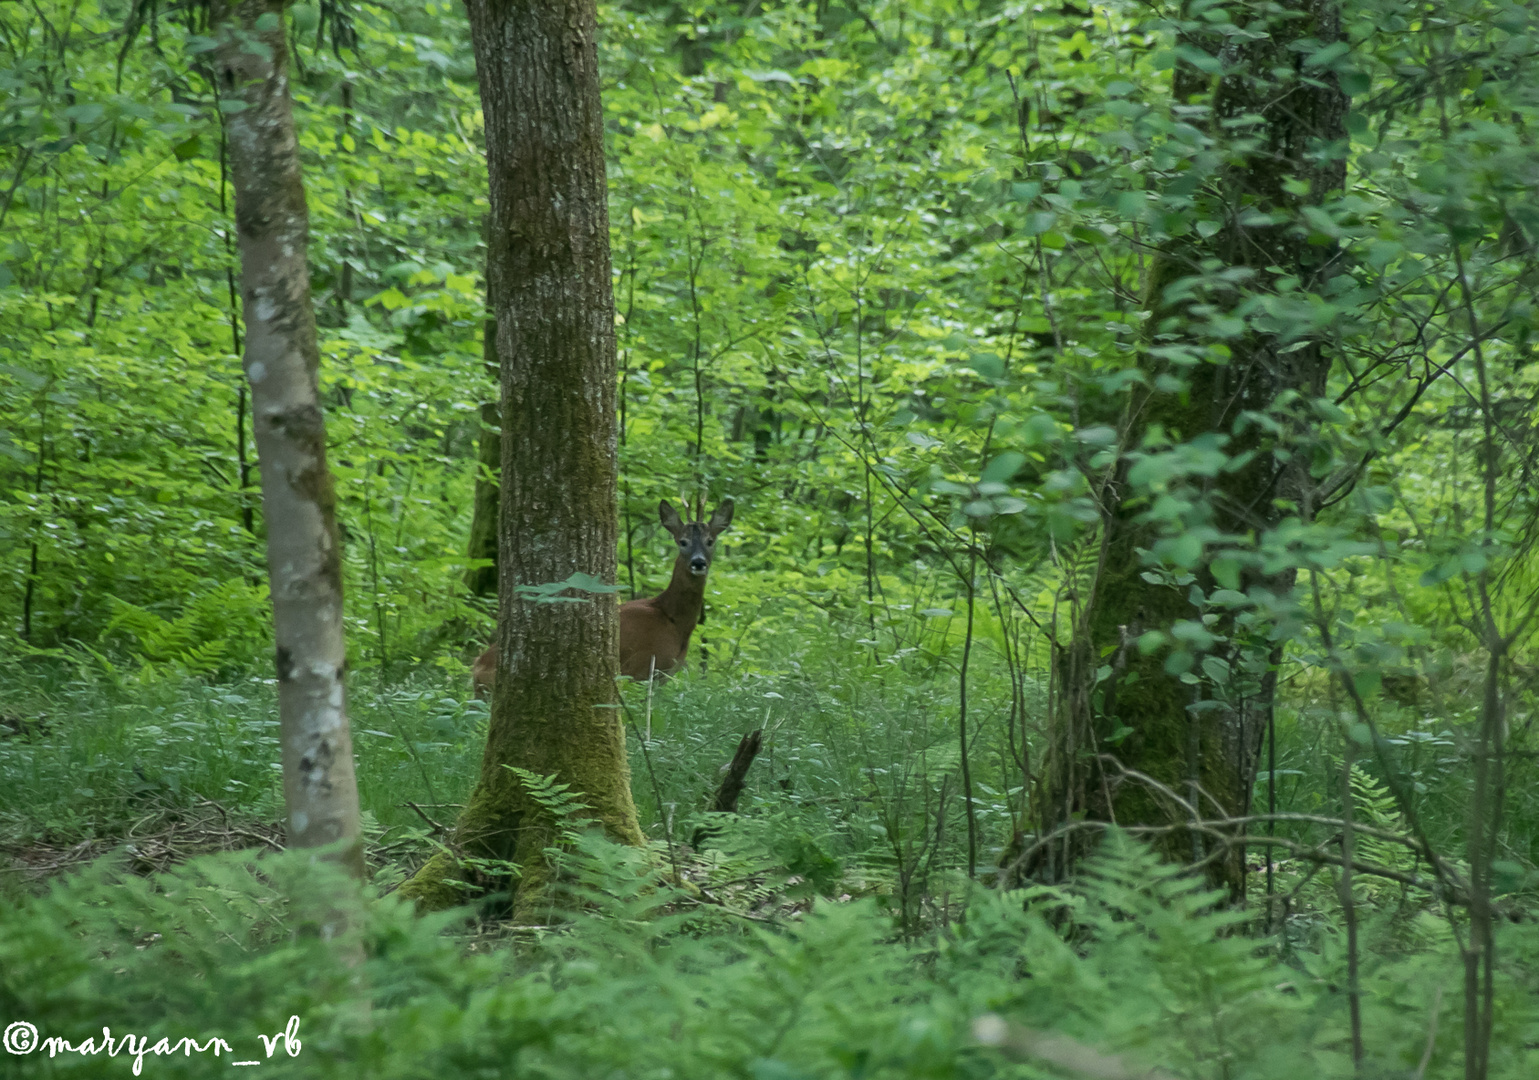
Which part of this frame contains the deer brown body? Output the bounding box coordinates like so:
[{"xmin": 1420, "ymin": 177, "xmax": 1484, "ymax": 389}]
[{"xmin": 471, "ymin": 499, "xmax": 734, "ymax": 698}]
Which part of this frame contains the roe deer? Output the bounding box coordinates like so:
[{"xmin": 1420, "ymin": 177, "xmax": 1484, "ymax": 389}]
[{"xmin": 471, "ymin": 499, "xmax": 734, "ymax": 697}]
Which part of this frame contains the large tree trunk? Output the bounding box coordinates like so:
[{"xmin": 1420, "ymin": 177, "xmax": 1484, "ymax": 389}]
[
  {"xmin": 399, "ymin": 0, "xmax": 644, "ymax": 915},
  {"xmin": 1035, "ymin": 0, "xmax": 1347, "ymax": 895},
  {"xmin": 216, "ymin": 0, "xmax": 363, "ymax": 878}
]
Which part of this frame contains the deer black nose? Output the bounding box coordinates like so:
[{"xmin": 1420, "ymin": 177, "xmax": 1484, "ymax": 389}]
[{"xmin": 690, "ymin": 557, "xmax": 708, "ymax": 573}]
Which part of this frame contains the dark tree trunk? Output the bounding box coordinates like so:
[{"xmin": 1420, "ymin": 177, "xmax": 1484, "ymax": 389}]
[
  {"xmin": 1037, "ymin": 0, "xmax": 1347, "ymax": 895},
  {"xmin": 215, "ymin": 0, "xmax": 363, "ymax": 879},
  {"xmin": 400, "ymin": 0, "xmax": 644, "ymax": 915}
]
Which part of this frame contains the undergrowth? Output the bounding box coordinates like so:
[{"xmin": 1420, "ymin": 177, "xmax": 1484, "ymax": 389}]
[
  {"xmin": 4, "ymin": 625, "xmax": 1538, "ymax": 1077},
  {"xmin": 1, "ymin": 833, "xmax": 1532, "ymax": 1078}
]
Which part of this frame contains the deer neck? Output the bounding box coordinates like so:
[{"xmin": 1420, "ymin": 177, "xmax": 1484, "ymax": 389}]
[{"xmin": 654, "ymin": 555, "xmax": 707, "ymax": 629}]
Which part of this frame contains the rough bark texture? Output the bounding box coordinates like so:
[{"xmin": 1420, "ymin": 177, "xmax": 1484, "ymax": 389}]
[
  {"xmin": 1037, "ymin": 0, "xmax": 1347, "ymax": 895},
  {"xmin": 399, "ymin": 0, "xmax": 643, "ymax": 914},
  {"xmin": 216, "ymin": 0, "xmax": 363, "ymax": 877}
]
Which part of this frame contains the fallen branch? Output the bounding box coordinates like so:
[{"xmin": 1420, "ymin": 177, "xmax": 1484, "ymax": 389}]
[{"xmin": 691, "ymin": 729, "xmax": 764, "ymax": 849}]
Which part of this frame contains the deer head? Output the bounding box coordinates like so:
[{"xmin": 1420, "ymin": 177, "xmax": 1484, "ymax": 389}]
[{"xmin": 659, "ymin": 499, "xmax": 734, "ymax": 577}]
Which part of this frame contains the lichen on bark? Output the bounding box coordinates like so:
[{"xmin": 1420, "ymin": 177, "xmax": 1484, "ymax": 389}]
[{"xmin": 216, "ymin": 0, "xmax": 363, "ymax": 879}]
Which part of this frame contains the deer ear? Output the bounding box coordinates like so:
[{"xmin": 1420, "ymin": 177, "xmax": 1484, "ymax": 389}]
[
  {"xmin": 659, "ymin": 500, "xmax": 686, "ymax": 537},
  {"xmin": 708, "ymin": 498, "xmax": 735, "ymax": 537}
]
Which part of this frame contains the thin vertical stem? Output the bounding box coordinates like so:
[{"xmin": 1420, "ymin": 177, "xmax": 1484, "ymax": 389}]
[
  {"xmin": 644, "ymin": 655, "xmax": 656, "ymax": 743},
  {"xmin": 363, "ymin": 461, "xmax": 389, "ymax": 680},
  {"xmin": 236, "ymin": 384, "xmax": 253, "ymax": 533},
  {"xmin": 684, "ymin": 222, "xmax": 710, "ymax": 672},
  {"xmin": 1340, "ymin": 731, "xmax": 1364, "ymax": 1073},
  {"xmin": 338, "ymin": 81, "xmax": 355, "ymax": 317},
  {"xmin": 958, "ymin": 535, "xmax": 979, "ymax": 879},
  {"xmin": 1453, "ymin": 236, "xmax": 1501, "ymax": 1080},
  {"xmin": 619, "ymin": 219, "xmax": 637, "ymax": 597},
  {"xmin": 21, "ymin": 384, "xmax": 49, "ymax": 641},
  {"xmin": 221, "ymin": 117, "xmax": 253, "ymax": 534},
  {"xmin": 1266, "ymin": 702, "xmax": 1277, "ymax": 930},
  {"xmin": 854, "ymin": 282, "xmax": 877, "ymax": 647}
]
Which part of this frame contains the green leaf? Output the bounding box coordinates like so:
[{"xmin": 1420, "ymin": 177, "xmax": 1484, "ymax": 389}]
[
  {"xmin": 1210, "ymin": 556, "xmax": 1241, "ymax": 591},
  {"xmin": 1116, "ymin": 191, "xmax": 1148, "ymax": 218},
  {"xmin": 981, "ymin": 451, "xmax": 1025, "ymax": 484},
  {"xmin": 1353, "ymin": 669, "xmax": 1382, "ymax": 702},
  {"xmin": 1201, "ymin": 656, "xmax": 1231, "ymax": 684},
  {"xmin": 750, "ymin": 1059, "xmax": 817, "ymax": 1080},
  {"xmin": 1168, "ymin": 531, "xmax": 1203, "ymax": 569},
  {"xmin": 514, "ymin": 572, "xmax": 622, "ymax": 604},
  {"xmin": 968, "ymin": 352, "xmax": 1004, "ymax": 380},
  {"xmin": 1304, "ymin": 41, "xmax": 1351, "ymax": 70},
  {"xmin": 64, "ymin": 103, "xmax": 105, "ymax": 125},
  {"xmin": 1164, "ymin": 650, "xmax": 1195, "ymax": 676}
]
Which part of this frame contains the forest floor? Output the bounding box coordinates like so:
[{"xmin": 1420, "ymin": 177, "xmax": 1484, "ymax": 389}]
[{"xmin": 2, "ymin": 640, "xmax": 1536, "ymax": 1078}]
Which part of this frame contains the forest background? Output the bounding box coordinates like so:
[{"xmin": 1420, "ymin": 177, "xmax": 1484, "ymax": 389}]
[{"xmin": 2, "ymin": 0, "xmax": 1538, "ymax": 1076}]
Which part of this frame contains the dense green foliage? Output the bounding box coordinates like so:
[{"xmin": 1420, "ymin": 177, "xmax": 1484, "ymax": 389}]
[
  {"xmin": 4, "ymin": 0, "xmax": 1539, "ymax": 1074},
  {"xmin": 6, "ymin": 836, "xmax": 1539, "ymax": 1078}
]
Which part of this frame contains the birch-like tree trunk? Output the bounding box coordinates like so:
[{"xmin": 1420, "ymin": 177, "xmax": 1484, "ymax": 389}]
[
  {"xmin": 216, "ymin": 0, "xmax": 363, "ymax": 877},
  {"xmin": 398, "ymin": 0, "xmax": 644, "ymax": 915}
]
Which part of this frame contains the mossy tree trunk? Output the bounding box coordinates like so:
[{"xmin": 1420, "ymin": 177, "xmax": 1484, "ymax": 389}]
[
  {"xmin": 216, "ymin": 0, "xmax": 363, "ymax": 883},
  {"xmin": 399, "ymin": 0, "xmax": 644, "ymax": 915},
  {"xmin": 1037, "ymin": 0, "xmax": 1347, "ymax": 896}
]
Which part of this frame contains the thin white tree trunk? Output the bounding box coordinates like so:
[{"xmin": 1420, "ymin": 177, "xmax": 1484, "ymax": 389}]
[{"xmin": 217, "ymin": 0, "xmax": 363, "ymax": 877}]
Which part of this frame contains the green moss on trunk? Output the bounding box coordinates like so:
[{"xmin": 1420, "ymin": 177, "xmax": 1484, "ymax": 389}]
[
  {"xmin": 1035, "ymin": 0, "xmax": 1346, "ymax": 896},
  {"xmin": 399, "ymin": 0, "xmax": 643, "ymax": 917}
]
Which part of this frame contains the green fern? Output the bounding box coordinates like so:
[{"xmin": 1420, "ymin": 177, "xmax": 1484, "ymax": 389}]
[
  {"xmin": 1348, "ymin": 764, "xmax": 1410, "ymax": 873},
  {"xmin": 102, "ymin": 580, "xmax": 269, "ymax": 675},
  {"xmin": 505, "ymin": 766, "xmax": 592, "ymax": 848}
]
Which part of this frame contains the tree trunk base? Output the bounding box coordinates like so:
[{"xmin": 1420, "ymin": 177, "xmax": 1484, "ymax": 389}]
[{"xmin": 394, "ymin": 851, "xmax": 465, "ymax": 911}]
